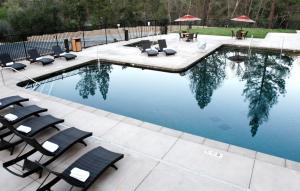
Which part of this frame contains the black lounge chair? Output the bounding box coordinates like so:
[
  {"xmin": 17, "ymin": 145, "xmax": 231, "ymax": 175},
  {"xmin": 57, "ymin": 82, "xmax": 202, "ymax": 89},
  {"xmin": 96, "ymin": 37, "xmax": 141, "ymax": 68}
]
[
  {"xmin": 28, "ymin": 49, "xmax": 54, "ymax": 66},
  {"xmin": 0, "ymin": 95, "xmax": 29, "ymax": 111},
  {"xmin": 3, "ymin": 127, "xmax": 92, "ymax": 178},
  {"xmin": 0, "ymin": 53, "xmax": 27, "ymax": 70},
  {"xmin": 140, "ymin": 40, "xmax": 158, "ymax": 56},
  {"xmin": 0, "ymin": 115, "xmax": 63, "ymax": 155},
  {"xmin": 157, "ymin": 39, "xmax": 177, "ymax": 56},
  {"xmin": 52, "ymin": 46, "xmax": 77, "ymax": 61},
  {"xmin": 0, "ymin": 105, "xmax": 47, "ymax": 139},
  {"xmin": 36, "ymin": 146, "xmax": 124, "ymax": 191}
]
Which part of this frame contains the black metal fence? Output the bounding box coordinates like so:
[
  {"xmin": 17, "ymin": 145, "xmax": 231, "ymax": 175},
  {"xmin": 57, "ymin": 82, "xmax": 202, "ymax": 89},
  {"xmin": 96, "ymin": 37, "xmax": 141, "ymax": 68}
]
[
  {"xmin": 1, "ymin": 18, "xmax": 300, "ymax": 61},
  {"xmin": 0, "ymin": 20, "xmax": 169, "ymax": 61}
]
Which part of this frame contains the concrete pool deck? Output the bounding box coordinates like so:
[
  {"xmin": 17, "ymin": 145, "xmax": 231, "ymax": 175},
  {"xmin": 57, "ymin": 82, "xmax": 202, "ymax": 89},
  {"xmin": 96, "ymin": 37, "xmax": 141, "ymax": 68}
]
[{"xmin": 0, "ymin": 33, "xmax": 300, "ymax": 191}]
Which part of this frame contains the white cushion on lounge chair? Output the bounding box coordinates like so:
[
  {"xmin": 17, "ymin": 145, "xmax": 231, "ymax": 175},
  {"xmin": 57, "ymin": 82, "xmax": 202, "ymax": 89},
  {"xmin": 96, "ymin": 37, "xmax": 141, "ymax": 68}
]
[
  {"xmin": 59, "ymin": 52, "xmax": 67, "ymax": 56},
  {"xmin": 36, "ymin": 57, "xmax": 44, "ymax": 61},
  {"xmin": 70, "ymin": 167, "xmax": 90, "ymax": 182},
  {"xmin": 17, "ymin": 125, "xmax": 32, "ymax": 133},
  {"xmin": 0, "ymin": 102, "xmax": 2, "ymax": 106},
  {"xmin": 4, "ymin": 113, "xmax": 18, "ymax": 121},
  {"xmin": 6, "ymin": 62, "xmax": 14, "ymax": 66},
  {"xmin": 42, "ymin": 141, "xmax": 59, "ymax": 153}
]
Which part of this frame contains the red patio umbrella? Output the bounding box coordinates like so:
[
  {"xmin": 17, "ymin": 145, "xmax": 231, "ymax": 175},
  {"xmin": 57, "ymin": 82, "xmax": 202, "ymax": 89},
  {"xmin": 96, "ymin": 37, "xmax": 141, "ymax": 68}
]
[
  {"xmin": 231, "ymin": 15, "xmax": 255, "ymax": 23},
  {"xmin": 231, "ymin": 15, "xmax": 255, "ymax": 30},
  {"xmin": 175, "ymin": 14, "xmax": 201, "ymax": 22},
  {"xmin": 175, "ymin": 15, "xmax": 201, "ymax": 31}
]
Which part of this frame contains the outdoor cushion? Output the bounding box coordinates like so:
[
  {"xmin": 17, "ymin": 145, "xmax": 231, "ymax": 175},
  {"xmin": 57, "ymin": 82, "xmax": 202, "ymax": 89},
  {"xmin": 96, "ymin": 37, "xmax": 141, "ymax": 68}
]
[{"xmin": 163, "ymin": 49, "xmax": 177, "ymax": 56}]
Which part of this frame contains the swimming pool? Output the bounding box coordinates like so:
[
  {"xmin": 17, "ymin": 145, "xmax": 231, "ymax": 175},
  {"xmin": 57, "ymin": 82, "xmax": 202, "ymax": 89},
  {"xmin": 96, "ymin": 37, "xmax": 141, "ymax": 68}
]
[{"xmin": 24, "ymin": 46, "xmax": 300, "ymax": 162}]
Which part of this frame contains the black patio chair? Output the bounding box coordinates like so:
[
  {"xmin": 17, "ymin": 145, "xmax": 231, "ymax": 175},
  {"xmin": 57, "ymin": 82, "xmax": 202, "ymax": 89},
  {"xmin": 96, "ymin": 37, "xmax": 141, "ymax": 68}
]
[
  {"xmin": 28, "ymin": 49, "xmax": 54, "ymax": 66},
  {"xmin": 0, "ymin": 105, "xmax": 47, "ymax": 139},
  {"xmin": 0, "ymin": 115, "xmax": 63, "ymax": 155},
  {"xmin": 157, "ymin": 39, "xmax": 177, "ymax": 56},
  {"xmin": 0, "ymin": 95, "xmax": 29, "ymax": 111},
  {"xmin": 139, "ymin": 40, "xmax": 158, "ymax": 56},
  {"xmin": 0, "ymin": 53, "xmax": 27, "ymax": 71},
  {"xmin": 236, "ymin": 30, "xmax": 243, "ymax": 40},
  {"xmin": 52, "ymin": 46, "xmax": 77, "ymax": 61},
  {"xmin": 36, "ymin": 146, "xmax": 124, "ymax": 191},
  {"xmin": 194, "ymin": 33, "xmax": 198, "ymax": 39},
  {"xmin": 3, "ymin": 127, "xmax": 92, "ymax": 178},
  {"xmin": 243, "ymin": 31, "xmax": 248, "ymax": 39},
  {"xmin": 231, "ymin": 30, "xmax": 235, "ymax": 38},
  {"xmin": 186, "ymin": 33, "xmax": 194, "ymax": 42}
]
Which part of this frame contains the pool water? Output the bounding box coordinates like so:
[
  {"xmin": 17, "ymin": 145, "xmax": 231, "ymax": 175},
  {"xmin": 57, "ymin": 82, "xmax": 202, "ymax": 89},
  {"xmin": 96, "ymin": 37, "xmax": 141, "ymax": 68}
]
[{"xmin": 27, "ymin": 46, "xmax": 300, "ymax": 162}]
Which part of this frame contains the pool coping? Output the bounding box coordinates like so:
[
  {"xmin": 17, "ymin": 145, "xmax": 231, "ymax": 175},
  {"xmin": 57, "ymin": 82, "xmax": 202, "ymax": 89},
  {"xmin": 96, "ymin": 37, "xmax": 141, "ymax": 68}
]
[{"xmin": 12, "ymin": 46, "xmax": 300, "ymax": 173}]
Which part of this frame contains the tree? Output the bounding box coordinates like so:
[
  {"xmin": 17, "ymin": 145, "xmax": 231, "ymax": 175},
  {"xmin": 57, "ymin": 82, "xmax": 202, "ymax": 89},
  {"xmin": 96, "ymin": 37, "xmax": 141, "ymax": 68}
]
[
  {"xmin": 188, "ymin": 50, "xmax": 226, "ymax": 109},
  {"xmin": 242, "ymin": 51, "xmax": 292, "ymax": 136}
]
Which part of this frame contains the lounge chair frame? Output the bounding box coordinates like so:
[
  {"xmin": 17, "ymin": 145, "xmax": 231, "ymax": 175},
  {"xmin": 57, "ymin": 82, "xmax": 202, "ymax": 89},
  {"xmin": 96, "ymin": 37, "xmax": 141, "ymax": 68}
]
[
  {"xmin": 0, "ymin": 96, "xmax": 29, "ymax": 111},
  {"xmin": 3, "ymin": 127, "xmax": 92, "ymax": 178},
  {"xmin": 36, "ymin": 146, "xmax": 124, "ymax": 191},
  {"xmin": 0, "ymin": 115, "xmax": 63, "ymax": 155}
]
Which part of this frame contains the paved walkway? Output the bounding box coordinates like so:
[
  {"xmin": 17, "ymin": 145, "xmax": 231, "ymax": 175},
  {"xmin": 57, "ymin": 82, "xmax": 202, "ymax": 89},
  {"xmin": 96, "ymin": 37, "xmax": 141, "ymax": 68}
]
[{"xmin": 0, "ymin": 33, "xmax": 300, "ymax": 191}]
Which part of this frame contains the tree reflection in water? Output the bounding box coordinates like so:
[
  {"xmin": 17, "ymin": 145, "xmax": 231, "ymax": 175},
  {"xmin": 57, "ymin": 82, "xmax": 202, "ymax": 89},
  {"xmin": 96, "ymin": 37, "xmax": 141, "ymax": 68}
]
[
  {"xmin": 188, "ymin": 50, "xmax": 226, "ymax": 109},
  {"xmin": 242, "ymin": 52, "xmax": 293, "ymax": 136},
  {"xmin": 188, "ymin": 47, "xmax": 293, "ymax": 137},
  {"xmin": 75, "ymin": 63, "xmax": 112, "ymax": 100}
]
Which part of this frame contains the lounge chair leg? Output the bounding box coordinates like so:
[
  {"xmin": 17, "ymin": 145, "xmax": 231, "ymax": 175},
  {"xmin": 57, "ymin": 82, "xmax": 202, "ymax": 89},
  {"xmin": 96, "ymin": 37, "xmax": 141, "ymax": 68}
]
[
  {"xmin": 52, "ymin": 125, "xmax": 60, "ymax": 131},
  {"xmin": 111, "ymin": 164, "xmax": 118, "ymax": 170},
  {"xmin": 39, "ymin": 169, "xmax": 43, "ymax": 178},
  {"xmin": 10, "ymin": 146, "xmax": 15, "ymax": 155},
  {"xmin": 79, "ymin": 140, "xmax": 87, "ymax": 146},
  {"xmin": 69, "ymin": 185, "xmax": 74, "ymax": 191}
]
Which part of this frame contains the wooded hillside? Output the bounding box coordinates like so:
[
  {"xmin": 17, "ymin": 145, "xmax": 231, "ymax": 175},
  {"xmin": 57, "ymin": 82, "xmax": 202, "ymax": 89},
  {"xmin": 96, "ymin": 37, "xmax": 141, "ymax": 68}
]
[{"xmin": 0, "ymin": 0, "xmax": 300, "ymax": 35}]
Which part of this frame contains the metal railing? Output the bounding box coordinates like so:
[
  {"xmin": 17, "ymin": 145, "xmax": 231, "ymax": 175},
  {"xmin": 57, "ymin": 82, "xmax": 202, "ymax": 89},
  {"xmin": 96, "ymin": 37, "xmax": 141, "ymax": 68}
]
[{"xmin": 0, "ymin": 67, "xmax": 40, "ymax": 88}]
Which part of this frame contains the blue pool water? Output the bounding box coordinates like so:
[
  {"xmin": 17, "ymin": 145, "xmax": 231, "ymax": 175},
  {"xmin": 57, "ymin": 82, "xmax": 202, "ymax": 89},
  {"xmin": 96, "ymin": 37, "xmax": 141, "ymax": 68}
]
[{"xmin": 26, "ymin": 46, "xmax": 300, "ymax": 162}]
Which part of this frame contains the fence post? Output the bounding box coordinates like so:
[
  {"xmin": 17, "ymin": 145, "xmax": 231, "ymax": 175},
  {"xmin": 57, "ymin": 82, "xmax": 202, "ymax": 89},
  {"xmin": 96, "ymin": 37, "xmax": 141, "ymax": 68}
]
[
  {"xmin": 82, "ymin": 27, "xmax": 86, "ymax": 48},
  {"xmin": 105, "ymin": 24, "xmax": 108, "ymax": 44},
  {"xmin": 55, "ymin": 34, "xmax": 59, "ymax": 46},
  {"xmin": 140, "ymin": 23, "xmax": 143, "ymax": 38},
  {"xmin": 22, "ymin": 35, "xmax": 28, "ymax": 59},
  {"xmin": 154, "ymin": 20, "xmax": 157, "ymax": 35}
]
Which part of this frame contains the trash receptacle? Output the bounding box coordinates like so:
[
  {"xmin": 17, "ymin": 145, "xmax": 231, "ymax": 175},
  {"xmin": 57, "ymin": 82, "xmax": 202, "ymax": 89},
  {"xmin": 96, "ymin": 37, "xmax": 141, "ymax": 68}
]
[
  {"xmin": 71, "ymin": 38, "xmax": 82, "ymax": 52},
  {"xmin": 64, "ymin": 39, "xmax": 70, "ymax": 53},
  {"xmin": 124, "ymin": 29, "xmax": 129, "ymax": 41}
]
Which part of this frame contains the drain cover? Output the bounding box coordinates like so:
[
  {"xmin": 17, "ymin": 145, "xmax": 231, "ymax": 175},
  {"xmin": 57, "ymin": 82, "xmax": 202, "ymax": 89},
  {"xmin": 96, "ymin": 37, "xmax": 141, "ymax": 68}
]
[{"xmin": 204, "ymin": 150, "xmax": 223, "ymax": 158}]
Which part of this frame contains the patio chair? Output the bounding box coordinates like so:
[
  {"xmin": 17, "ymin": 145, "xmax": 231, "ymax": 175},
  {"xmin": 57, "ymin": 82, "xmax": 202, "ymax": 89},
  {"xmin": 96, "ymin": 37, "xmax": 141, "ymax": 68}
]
[
  {"xmin": 0, "ymin": 115, "xmax": 63, "ymax": 155},
  {"xmin": 139, "ymin": 40, "xmax": 158, "ymax": 56},
  {"xmin": 28, "ymin": 49, "xmax": 54, "ymax": 66},
  {"xmin": 36, "ymin": 146, "xmax": 124, "ymax": 191},
  {"xmin": 186, "ymin": 33, "xmax": 194, "ymax": 42},
  {"xmin": 0, "ymin": 53, "xmax": 27, "ymax": 71},
  {"xmin": 52, "ymin": 46, "xmax": 77, "ymax": 61},
  {"xmin": 3, "ymin": 127, "xmax": 92, "ymax": 178},
  {"xmin": 0, "ymin": 105, "xmax": 47, "ymax": 139},
  {"xmin": 0, "ymin": 95, "xmax": 29, "ymax": 111},
  {"xmin": 157, "ymin": 39, "xmax": 177, "ymax": 56},
  {"xmin": 231, "ymin": 30, "xmax": 235, "ymax": 38},
  {"xmin": 236, "ymin": 30, "xmax": 243, "ymax": 40},
  {"xmin": 243, "ymin": 31, "xmax": 248, "ymax": 39},
  {"xmin": 179, "ymin": 32, "xmax": 184, "ymax": 39},
  {"xmin": 194, "ymin": 33, "xmax": 198, "ymax": 39}
]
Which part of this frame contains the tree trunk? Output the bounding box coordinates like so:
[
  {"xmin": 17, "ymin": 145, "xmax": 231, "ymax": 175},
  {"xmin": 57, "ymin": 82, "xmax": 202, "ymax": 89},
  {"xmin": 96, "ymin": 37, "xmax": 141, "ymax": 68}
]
[
  {"xmin": 268, "ymin": 0, "xmax": 276, "ymax": 28},
  {"xmin": 231, "ymin": 0, "xmax": 241, "ymax": 18},
  {"xmin": 201, "ymin": 0, "xmax": 211, "ymax": 26}
]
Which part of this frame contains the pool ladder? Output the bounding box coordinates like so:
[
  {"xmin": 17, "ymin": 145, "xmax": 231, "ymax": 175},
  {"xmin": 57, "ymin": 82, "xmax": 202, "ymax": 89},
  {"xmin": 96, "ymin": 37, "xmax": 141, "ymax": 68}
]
[{"xmin": 0, "ymin": 67, "xmax": 41, "ymax": 90}]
